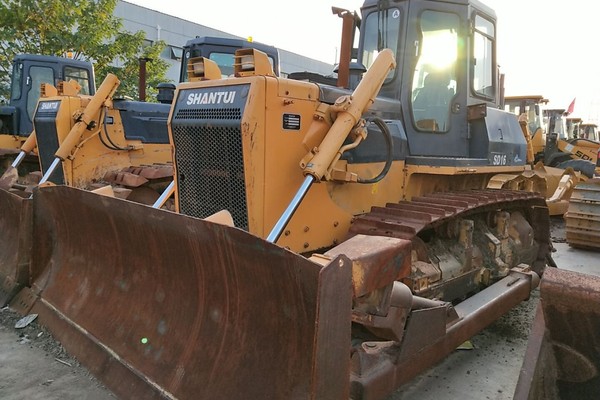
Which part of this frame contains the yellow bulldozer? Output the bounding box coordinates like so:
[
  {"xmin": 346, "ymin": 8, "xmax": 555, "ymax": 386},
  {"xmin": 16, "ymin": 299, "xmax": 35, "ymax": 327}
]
[
  {"xmin": 0, "ymin": 54, "xmax": 96, "ymax": 177},
  {"xmin": 543, "ymin": 109, "xmax": 600, "ymax": 248},
  {"xmin": 0, "ymin": 73, "xmax": 173, "ymax": 306},
  {"xmin": 2, "ymin": 0, "xmax": 566, "ymax": 399},
  {"xmin": 0, "ymin": 36, "xmax": 285, "ymax": 306},
  {"xmin": 501, "ymin": 96, "xmax": 600, "ymax": 222},
  {"xmin": 0, "ymin": 74, "xmax": 173, "ymax": 201}
]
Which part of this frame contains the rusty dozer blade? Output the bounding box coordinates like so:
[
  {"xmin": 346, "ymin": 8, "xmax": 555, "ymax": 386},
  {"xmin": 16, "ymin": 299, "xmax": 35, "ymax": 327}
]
[
  {"xmin": 0, "ymin": 188, "xmax": 32, "ymax": 306},
  {"xmin": 27, "ymin": 185, "xmax": 352, "ymax": 400},
  {"xmin": 514, "ymin": 267, "xmax": 600, "ymax": 400},
  {"xmin": 565, "ymin": 178, "xmax": 600, "ymax": 250}
]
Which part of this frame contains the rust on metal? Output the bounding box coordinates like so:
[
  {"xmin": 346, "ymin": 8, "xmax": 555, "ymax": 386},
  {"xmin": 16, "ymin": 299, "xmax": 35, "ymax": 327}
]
[
  {"xmin": 28, "ymin": 185, "xmax": 352, "ymax": 400},
  {"xmin": 137, "ymin": 164, "xmax": 173, "ymax": 180},
  {"xmin": 0, "ymin": 189, "xmax": 32, "ymax": 306},
  {"xmin": 13, "ymin": 186, "xmax": 551, "ymax": 400},
  {"xmin": 350, "ymin": 267, "xmax": 539, "ymax": 400},
  {"xmin": 323, "ymin": 234, "xmax": 411, "ymax": 298},
  {"xmin": 515, "ymin": 267, "xmax": 600, "ymax": 399},
  {"xmin": 0, "ymin": 166, "xmax": 19, "ymax": 191},
  {"xmin": 565, "ymin": 179, "xmax": 600, "ymax": 250},
  {"xmin": 346, "ymin": 189, "xmax": 549, "ymax": 398},
  {"xmin": 102, "ymin": 164, "xmax": 174, "ymax": 188}
]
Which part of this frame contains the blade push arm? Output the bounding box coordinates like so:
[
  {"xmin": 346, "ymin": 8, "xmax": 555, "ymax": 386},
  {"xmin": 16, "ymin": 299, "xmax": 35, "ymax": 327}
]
[{"xmin": 39, "ymin": 74, "xmax": 120, "ymax": 185}]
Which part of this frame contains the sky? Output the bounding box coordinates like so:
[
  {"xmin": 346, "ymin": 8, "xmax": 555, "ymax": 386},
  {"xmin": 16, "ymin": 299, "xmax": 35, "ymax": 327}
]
[{"xmin": 127, "ymin": 0, "xmax": 599, "ymax": 122}]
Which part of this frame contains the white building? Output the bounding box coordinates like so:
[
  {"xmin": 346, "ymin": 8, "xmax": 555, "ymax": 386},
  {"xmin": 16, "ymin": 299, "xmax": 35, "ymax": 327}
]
[{"xmin": 114, "ymin": 1, "xmax": 335, "ymax": 81}]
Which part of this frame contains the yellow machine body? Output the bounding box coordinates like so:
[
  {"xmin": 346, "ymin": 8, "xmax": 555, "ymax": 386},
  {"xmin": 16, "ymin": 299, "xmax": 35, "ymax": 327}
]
[
  {"xmin": 40, "ymin": 90, "xmax": 171, "ymax": 192},
  {"xmin": 2, "ymin": 1, "xmax": 561, "ymax": 399},
  {"xmin": 172, "ymin": 77, "xmax": 534, "ymax": 253}
]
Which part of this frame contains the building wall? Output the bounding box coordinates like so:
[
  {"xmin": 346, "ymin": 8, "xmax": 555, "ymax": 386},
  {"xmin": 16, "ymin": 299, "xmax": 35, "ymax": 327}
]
[{"xmin": 114, "ymin": 1, "xmax": 335, "ymax": 82}]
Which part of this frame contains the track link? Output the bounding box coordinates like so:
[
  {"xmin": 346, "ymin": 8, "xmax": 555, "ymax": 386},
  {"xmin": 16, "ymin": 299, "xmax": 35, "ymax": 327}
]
[{"xmin": 350, "ymin": 189, "xmax": 552, "ymax": 275}]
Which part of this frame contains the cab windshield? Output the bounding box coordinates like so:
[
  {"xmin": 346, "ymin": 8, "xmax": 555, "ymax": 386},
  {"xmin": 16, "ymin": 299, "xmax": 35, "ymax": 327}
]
[{"xmin": 361, "ymin": 7, "xmax": 401, "ymax": 82}]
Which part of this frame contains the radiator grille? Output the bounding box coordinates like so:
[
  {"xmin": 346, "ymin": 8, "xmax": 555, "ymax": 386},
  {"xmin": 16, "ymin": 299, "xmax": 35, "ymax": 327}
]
[
  {"xmin": 172, "ymin": 113, "xmax": 248, "ymax": 229},
  {"xmin": 34, "ymin": 102, "xmax": 64, "ymax": 184},
  {"xmin": 173, "ymin": 108, "xmax": 241, "ymax": 120}
]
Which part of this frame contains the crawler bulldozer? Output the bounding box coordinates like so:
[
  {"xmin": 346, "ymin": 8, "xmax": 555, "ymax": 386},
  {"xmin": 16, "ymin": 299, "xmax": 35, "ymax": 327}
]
[
  {"xmin": 0, "ymin": 36, "xmax": 284, "ymax": 307},
  {"xmin": 0, "ymin": 54, "xmax": 96, "ymax": 176},
  {"xmin": 5, "ymin": 0, "xmax": 555, "ymax": 399},
  {"xmin": 539, "ymin": 109, "xmax": 600, "ymax": 248},
  {"xmin": 1, "ymin": 74, "xmax": 172, "ymax": 199},
  {"xmin": 500, "ymin": 97, "xmax": 600, "ymax": 215},
  {"xmin": 0, "ymin": 73, "xmax": 173, "ymax": 306},
  {"xmin": 504, "ymin": 95, "xmax": 548, "ymax": 163}
]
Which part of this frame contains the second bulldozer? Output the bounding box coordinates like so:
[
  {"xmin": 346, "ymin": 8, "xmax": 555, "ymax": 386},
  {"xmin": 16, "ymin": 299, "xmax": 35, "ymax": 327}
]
[{"xmin": 0, "ymin": 73, "xmax": 172, "ymax": 306}]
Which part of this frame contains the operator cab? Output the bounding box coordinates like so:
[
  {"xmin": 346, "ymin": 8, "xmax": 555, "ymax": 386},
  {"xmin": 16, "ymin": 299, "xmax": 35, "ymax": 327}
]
[
  {"xmin": 545, "ymin": 109, "xmax": 568, "ymax": 141},
  {"xmin": 344, "ymin": 0, "xmax": 525, "ymax": 165},
  {"xmin": 579, "ymin": 123, "xmax": 599, "ymax": 142},
  {"xmin": 1, "ymin": 54, "xmax": 95, "ymax": 135},
  {"xmin": 504, "ymin": 95, "xmax": 549, "ymax": 139},
  {"xmin": 179, "ymin": 36, "xmax": 280, "ymax": 82}
]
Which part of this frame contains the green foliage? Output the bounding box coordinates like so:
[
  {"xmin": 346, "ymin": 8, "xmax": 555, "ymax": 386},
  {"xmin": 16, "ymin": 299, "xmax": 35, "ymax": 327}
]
[{"xmin": 0, "ymin": 0, "xmax": 171, "ymax": 101}]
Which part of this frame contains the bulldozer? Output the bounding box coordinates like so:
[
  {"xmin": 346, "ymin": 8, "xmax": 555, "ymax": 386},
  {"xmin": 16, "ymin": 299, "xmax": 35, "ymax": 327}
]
[
  {"xmin": 543, "ymin": 108, "xmax": 599, "ymax": 175},
  {"xmin": 0, "ymin": 73, "xmax": 173, "ymax": 307},
  {"xmin": 504, "ymin": 95, "xmax": 548, "ymax": 163},
  {"xmin": 499, "ymin": 97, "xmax": 600, "ymax": 215},
  {"xmin": 0, "ymin": 73, "xmax": 173, "ymax": 201},
  {"xmin": 541, "ymin": 109, "xmax": 600, "ymax": 249},
  {"xmin": 0, "ymin": 54, "xmax": 96, "ymax": 176},
  {"xmin": 4, "ymin": 0, "xmax": 555, "ymax": 399},
  {"xmin": 0, "ymin": 36, "xmax": 284, "ymax": 306}
]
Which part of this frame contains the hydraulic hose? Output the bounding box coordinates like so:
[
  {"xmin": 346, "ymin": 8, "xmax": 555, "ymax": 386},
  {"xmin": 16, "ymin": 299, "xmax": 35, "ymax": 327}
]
[{"xmin": 358, "ymin": 117, "xmax": 393, "ymax": 184}]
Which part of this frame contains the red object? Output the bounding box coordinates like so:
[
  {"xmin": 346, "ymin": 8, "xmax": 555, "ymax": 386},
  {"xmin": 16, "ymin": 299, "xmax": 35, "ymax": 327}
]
[{"xmin": 567, "ymin": 97, "xmax": 576, "ymax": 115}]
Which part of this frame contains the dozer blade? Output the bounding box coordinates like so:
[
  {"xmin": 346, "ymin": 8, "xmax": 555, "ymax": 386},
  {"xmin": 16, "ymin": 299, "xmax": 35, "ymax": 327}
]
[
  {"xmin": 565, "ymin": 179, "xmax": 600, "ymax": 250},
  {"xmin": 514, "ymin": 267, "xmax": 600, "ymax": 400},
  {"xmin": 0, "ymin": 188, "xmax": 32, "ymax": 306},
  {"xmin": 26, "ymin": 186, "xmax": 352, "ymax": 400}
]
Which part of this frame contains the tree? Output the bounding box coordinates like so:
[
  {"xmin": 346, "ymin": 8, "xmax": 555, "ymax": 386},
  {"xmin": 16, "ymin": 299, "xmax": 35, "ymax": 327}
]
[{"xmin": 0, "ymin": 0, "xmax": 170, "ymax": 101}]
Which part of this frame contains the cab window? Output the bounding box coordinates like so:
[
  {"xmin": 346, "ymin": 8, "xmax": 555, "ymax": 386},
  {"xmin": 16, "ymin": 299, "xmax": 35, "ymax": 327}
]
[
  {"xmin": 27, "ymin": 66, "xmax": 54, "ymax": 121},
  {"xmin": 361, "ymin": 7, "xmax": 401, "ymax": 82},
  {"xmin": 472, "ymin": 14, "xmax": 495, "ymax": 98},
  {"xmin": 411, "ymin": 10, "xmax": 459, "ymax": 132},
  {"xmin": 10, "ymin": 62, "xmax": 23, "ymax": 101},
  {"xmin": 64, "ymin": 66, "xmax": 92, "ymax": 95}
]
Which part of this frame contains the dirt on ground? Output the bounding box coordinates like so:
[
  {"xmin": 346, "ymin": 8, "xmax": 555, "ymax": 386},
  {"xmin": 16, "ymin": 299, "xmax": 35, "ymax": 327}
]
[{"xmin": 0, "ymin": 307, "xmax": 115, "ymax": 400}]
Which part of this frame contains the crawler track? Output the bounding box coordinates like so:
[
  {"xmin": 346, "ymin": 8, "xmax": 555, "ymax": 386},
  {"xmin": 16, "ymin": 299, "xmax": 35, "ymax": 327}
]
[{"xmin": 350, "ymin": 189, "xmax": 552, "ymax": 274}]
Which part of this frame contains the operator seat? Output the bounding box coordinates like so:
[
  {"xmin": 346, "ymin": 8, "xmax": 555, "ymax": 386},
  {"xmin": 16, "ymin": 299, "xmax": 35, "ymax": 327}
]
[{"xmin": 413, "ymin": 72, "xmax": 454, "ymax": 131}]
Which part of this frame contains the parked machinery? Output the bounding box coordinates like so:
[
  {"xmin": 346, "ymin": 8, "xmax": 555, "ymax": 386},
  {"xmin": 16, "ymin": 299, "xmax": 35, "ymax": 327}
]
[
  {"xmin": 0, "ymin": 36, "xmax": 282, "ymax": 306},
  {"xmin": 515, "ymin": 267, "xmax": 600, "ymax": 399},
  {"xmin": 0, "ymin": 54, "xmax": 95, "ymax": 175},
  {"xmin": 6, "ymin": 1, "xmax": 555, "ymax": 399},
  {"xmin": 504, "ymin": 95, "xmax": 548, "ymax": 163}
]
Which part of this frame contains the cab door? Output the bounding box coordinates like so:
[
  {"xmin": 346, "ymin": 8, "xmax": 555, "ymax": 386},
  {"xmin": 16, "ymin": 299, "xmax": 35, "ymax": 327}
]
[
  {"xmin": 24, "ymin": 63, "xmax": 56, "ymax": 131},
  {"xmin": 400, "ymin": 0, "xmax": 469, "ymax": 158}
]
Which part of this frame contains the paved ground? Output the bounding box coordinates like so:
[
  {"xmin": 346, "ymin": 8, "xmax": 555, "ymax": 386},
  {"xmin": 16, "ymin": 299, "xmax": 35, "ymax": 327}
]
[
  {"xmin": 0, "ymin": 309, "xmax": 115, "ymax": 400},
  {"xmin": 0, "ymin": 217, "xmax": 597, "ymax": 400}
]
